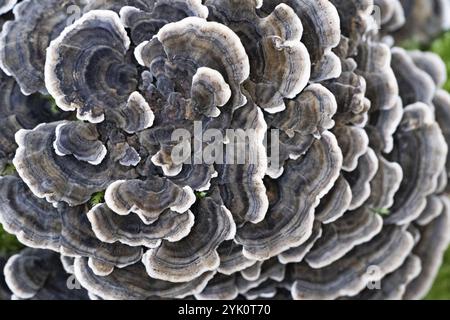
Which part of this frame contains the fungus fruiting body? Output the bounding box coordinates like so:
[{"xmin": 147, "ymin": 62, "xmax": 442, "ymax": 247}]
[{"xmin": 1, "ymin": 0, "xmax": 450, "ymax": 300}]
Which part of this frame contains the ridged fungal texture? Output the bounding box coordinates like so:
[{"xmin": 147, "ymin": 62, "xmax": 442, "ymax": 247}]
[{"xmin": 1, "ymin": 0, "xmax": 450, "ymax": 300}]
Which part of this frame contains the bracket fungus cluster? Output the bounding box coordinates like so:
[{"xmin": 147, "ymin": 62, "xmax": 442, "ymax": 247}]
[{"xmin": 1, "ymin": 0, "xmax": 450, "ymax": 300}]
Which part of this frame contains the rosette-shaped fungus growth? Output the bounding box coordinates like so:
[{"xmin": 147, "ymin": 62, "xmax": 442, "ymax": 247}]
[{"xmin": 1, "ymin": 0, "xmax": 450, "ymax": 301}]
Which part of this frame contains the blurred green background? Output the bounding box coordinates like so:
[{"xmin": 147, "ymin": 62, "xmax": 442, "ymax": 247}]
[
  {"xmin": 397, "ymin": 32, "xmax": 450, "ymax": 299},
  {"xmin": 2, "ymin": 32, "xmax": 450, "ymax": 300},
  {"xmin": 423, "ymin": 32, "xmax": 450, "ymax": 300}
]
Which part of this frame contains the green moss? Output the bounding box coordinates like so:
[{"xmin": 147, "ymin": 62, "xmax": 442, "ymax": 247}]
[
  {"xmin": 0, "ymin": 225, "xmax": 23, "ymax": 256},
  {"xmin": 425, "ymin": 247, "xmax": 450, "ymax": 300},
  {"xmin": 0, "ymin": 163, "xmax": 16, "ymax": 176},
  {"xmin": 90, "ymin": 191, "xmax": 105, "ymax": 208},
  {"xmin": 400, "ymin": 39, "xmax": 424, "ymax": 51},
  {"xmin": 370, "ymin": 207, "xmax": 390, "ymax": 216},
  {"xmin": 50, "ymin": 101, "xmax": 60, "ymax": 115},
  {"xmin": 44, "ymin": 95, "xmax": 60, "ymax": 116},
  {"xmin": 430, "ymin": 31, "xmax": 450, "ymax": 92},
  {"xmin": 195, "ymin": 191, "xmax": 208, "ymax": 199}
]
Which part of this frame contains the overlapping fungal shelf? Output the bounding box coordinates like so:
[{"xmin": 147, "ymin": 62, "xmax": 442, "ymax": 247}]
[{"xmin": 0, "ymin": 0, "xmax": 450, "ymax": 300}]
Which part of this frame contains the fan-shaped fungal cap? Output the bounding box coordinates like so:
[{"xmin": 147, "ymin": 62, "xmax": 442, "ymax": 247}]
[
  {"xmin": 45, "ymin": 10, "xmax": 137, "ymax": 123},
  {"xmin": 365, "ymin": 155, "xmax": 403, "ymax": 211},
  {"xmin": 13, "ymin": 122, "xmax": 134, "ymax": 206},
  {"xmin": 434, "ymin": 89, "xmax": 450, "ymax": 185},
  {"xmin": 374, "ymin": 0, "xmax": 405, "ymax": 33},
  {"xmin": 344, "ymin": 148, "xmax": 379, "ymax": 210},
  {"xmin": 288, "ymin": 227, "xmax": 414, "ymax": 300},
  {"xmin": 74, "ymin": 256, "xmax": 214, "ymax": 300},
  {"xmin": 305, "ymin": 208, "xmax": 383, "ymax": 269},
  {"xmin": 4, "ymin": 249, "xmax": 89, "ymax": 300},
  {"xmin": 386, "ymin": 103, "xmax": 448, "ymax": 225},
  {"xmin": 278, "ymin": 221, "xmax": 323, "ymax": 264},
  {"xmin": 261, "ymin": 0, "xmax": 341, "ymax": 82},
  {"xmin": 135, "ymin": 16, "xmax": 250, "ymax": 110},
  {"xmin": 330, "ymin": 0, "xmax": 376, "ymax": 53},
  {"xmin": 355, "ymin": 40, "xmax": 398, "ymax": 112},
  {"xmin": 105, "ymin": 177, "xmax": 195, "ymax": 224},
  {"xmin": 120, "ymin": 0, "xmax": 208, "ymax": 44},
  {"xmin": 347, "ymin": 255, "xmax": 421, "ymax": 300},
  {"xmin": 113, "ymin": 92, "xmax": 155, "ymax": 134},
  {"xmin": 217, "ymin": 241, "xmax": 256, "ymax": 276},
  {"xmin": 142, "ymin": 197, "xmax": 236, "ymax": 282},
  {"xmin": 315, "ymin": 175, "xmax": 352, "ymax": 224},
  {"xmin": 236, "ymin": 258, "xmax": 286, "ymax": 295},
  {"xmin": 206, "ymin": 0, "xmax": 311, "ymax": 113},
  {"xmin": 0, "ymin": 0, "xmax": 88, "ymax": 95},
  {"xmin": 194, "ymin": 273, "xmax": 239, "ymax": 300},
  {"xmin": 368, "ymin": 97, "xmax": 403, "ymax": 154},
  {"xmin": 0, "ymin": 175, "xmax": 63, "ymax": 251},
  {"xmin": 391, "ymin": 47, "xmax": 436, "ymax": 107},
  {"xmin": 0, "ymin": 69, "xmax": 64, "ymax": 171},
  {"xmin": 0, "ymin": 176, "xmax": 143, "ymax": 270},
  {"xmin": 53, "ymin": 121, "xmax": 107, "ymax": 165},
  {"xmin": 334, "ymin": 126, "xmax": 369, "ymax": 172},
  {"xmin": 85, "ymin": 0, "xmax": 156, "ymax": 12},
  {"xmin": 323, "ymin": 68, "xmax": 371, "ymax": 127},
  {"xmin": 190, "ymin": 67, "xmax": 231, "ymax": 117},
  {"xmin": 236, "ymin": 131, "xmax": 342, "ymax": 260},
  {"xmin": 268, "ymin": 84, "xmax": 337, "ymax": 139},
  {"xmin": 217, "ymin": 100, "xmax": 268, "ymax": 224},
  {"xmin": 415, "ymin": 196, "xmax": 444, "ymax": 227},
  {"xmin": 0, "ymin": 70, "xmax": 58, "ymax": 126},
  {"xmin": 169, "ymin": 164, "xmax": 218, "ymax": 192},
  {"xmin": 409, "ymin": 51, "xmax": 447, "ymax": 88},
  {"xmin": 404, "ymin": 199, "xmax": 450, "ymax": 300},
  {"xmin": 87, "ymin": 203, "xmax": 194, "ymax": 248},
  {"xmin": 392, "ymin": 0, "xmax": 450, "ymax": 44}
]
